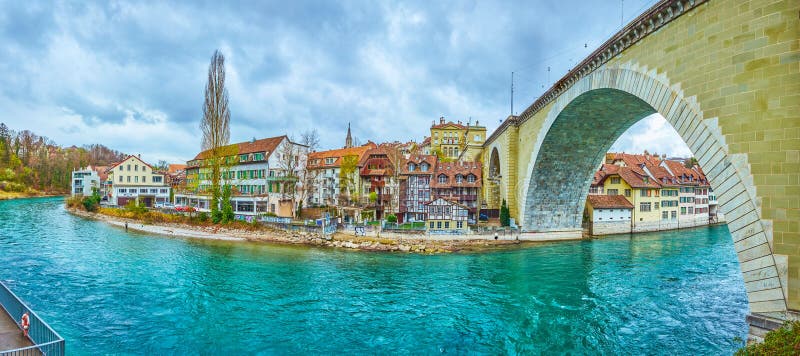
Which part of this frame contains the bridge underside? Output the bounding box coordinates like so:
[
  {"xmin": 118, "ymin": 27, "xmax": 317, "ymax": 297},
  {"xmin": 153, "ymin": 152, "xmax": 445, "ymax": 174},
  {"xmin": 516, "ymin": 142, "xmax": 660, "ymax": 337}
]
[{"xmin": 523, "ymin": 89, "xmax": 656, "ymax": 232}]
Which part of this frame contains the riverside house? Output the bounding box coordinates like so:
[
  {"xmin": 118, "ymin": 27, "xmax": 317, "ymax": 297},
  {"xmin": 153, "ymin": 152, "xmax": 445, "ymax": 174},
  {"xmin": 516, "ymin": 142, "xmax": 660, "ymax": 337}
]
[
  {"xmin": 106, "ymin": 155, "xmax": 170, "ymax": 207},
  {"xmin": 178, "ymin": 136, "xmax": 308, "ymax": 218},
  {"xmin": 71, "ymin": 166, "xmax": 101, "ymax": 196},
  {"xmin": 586, "ymin": 153, "xmax": 719, "ymax": 235},
  {"xmin": 425, "ymin": 197, "xmax": 469, "ymax": 233}
]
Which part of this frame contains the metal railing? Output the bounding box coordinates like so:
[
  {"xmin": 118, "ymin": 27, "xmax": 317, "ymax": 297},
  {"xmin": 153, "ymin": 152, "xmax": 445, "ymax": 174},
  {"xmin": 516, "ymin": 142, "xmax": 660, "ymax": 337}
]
[{"xmin": 0, "ymin": 281, "xmax": 64, "ymax": 356}]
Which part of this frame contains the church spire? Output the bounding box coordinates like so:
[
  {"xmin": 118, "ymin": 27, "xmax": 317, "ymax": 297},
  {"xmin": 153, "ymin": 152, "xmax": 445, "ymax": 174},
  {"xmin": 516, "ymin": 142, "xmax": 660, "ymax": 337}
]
[{"xmin": 345, "ymin": 122, "xmax": 353, "ymax": 148}]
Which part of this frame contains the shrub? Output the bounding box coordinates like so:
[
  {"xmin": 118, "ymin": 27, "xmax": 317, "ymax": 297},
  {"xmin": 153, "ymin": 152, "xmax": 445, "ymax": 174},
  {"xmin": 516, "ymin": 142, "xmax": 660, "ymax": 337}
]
[
  {"xmin": 124, "ymin": 200, "xmax": 148, "ymax": 215},
  {"xmin": 82, "ymin": 194, "xmax": 101, "ymax": 212},
  {"xmin": 735, "ymin": 321, "xmax": 800, "ymax": 355},
  {"xmin": 386, "ymin": 214, "xmax": 397, "ymax": 223},
  {"xmin": 197, "ymin": 212, "xmax": 209, "ymax": 222},
  {"xmin": 500, "ymin": 199, "xmax": 510, "ymax": 227}
]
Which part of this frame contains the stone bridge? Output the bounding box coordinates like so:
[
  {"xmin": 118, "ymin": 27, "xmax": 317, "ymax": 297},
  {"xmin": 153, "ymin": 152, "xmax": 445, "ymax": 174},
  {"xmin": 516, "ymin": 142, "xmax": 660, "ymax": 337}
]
[{"xmin": 481, "ymin": 0, "xmax": 799, "ymax": 328}]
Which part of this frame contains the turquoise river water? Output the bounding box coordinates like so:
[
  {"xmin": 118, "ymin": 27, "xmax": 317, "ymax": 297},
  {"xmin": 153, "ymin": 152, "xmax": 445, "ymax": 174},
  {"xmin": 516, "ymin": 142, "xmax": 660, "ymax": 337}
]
[{"xmin": 0, "ymin": 197, "xmax": 748, "ymax": 354}]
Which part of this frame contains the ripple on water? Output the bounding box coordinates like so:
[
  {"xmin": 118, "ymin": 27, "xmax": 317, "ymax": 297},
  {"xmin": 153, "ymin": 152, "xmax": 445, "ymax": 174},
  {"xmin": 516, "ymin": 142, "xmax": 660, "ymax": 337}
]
[{"xmin": 0, "ymin": 198, "xmax": 749, "ymax": 354}]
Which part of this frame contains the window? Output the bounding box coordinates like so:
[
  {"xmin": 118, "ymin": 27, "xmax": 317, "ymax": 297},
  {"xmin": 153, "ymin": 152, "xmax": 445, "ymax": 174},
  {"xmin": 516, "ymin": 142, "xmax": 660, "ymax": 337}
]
[
  {"xmin": 421, "ymin": 163, "xmax": 429, "ymax": 172},
  {"xmin": 671, "ymin": 211, "xmax": 677, "ymax": 219},
  {"xmin": 474, "ymin": 134, "xmax": 481, "ymax": 142},
  {"xmin": 662, "ymin": 211, "xmax": 668, "ymax": 220},
  {"xmin": 127, "ymin": 176, "xmax": 131, "ymax": 183},
  {"xmin": 127, "ymin": 164, "xmax": 131, "ymax": 171},
  {"xmin": 325, "ymin": 158, "xmax": 335, "ymax": 165},
  {"xmin": 655, "ymin": 202, "xmax": 659, "ymax": 210},
  {"xmin": 681, "ymin": 207, "xmax": 687, "ymax": 215},
  {"xmin": 119, "ymin": 176, "xmax": 123, "ymax": 183},
  {"xmin": 160, "ymin": 189, "xmax": 167, "ymax": 194},
  {"xmin": 640, "ymin": 189, "xmax": 648, "ymax": 197},
  {"xmin": 624, "ymin": 189, "xmax": 631, "ymax": 197},
  {"xmin": 254, "ymin": 153, "xmax": 264, "ymax": 161},
  {"xmin": 118, "ymin": 188, "xmax": 127, "ymax": 193},
  {"xmin": 408, "ymin": 163, "xmax": 415, "ymax": 171},
  {"xmin": 457, "ymin": 221, "xmax": 463, "ymax": 228},
  {"xmin": 134, "ymin": 165, "xmax": 138, "ymax": 171},
  {"xmin": 150, "ymin": 189, "xmax": 157, "ymax": 193},
  {"xmin": 142, "ymin": 176, "xmax": 146, "ymax": 183},
  {"xmin": 437, "ymin": 221, "xmax": 442, "ymax": 229},
  {"xmin": 153, "ymin": 176, "xmax": 162, "ymax": 183},
  {"xmin": 640, "ymin": 202, "xmax": 651, "ymax": 212},
  {"xmin": 607, "ymin": 189, "xmax": 618, "ymax": 196},
  {"xmin": 444, "ymin": 221, "xmax": 450, "ymax": 228},
  {"xmin": 438, "ymin": 175, "xmax": 447, "ymax": 183},
  {"xmin": 688, "ymin": 207, "xmax": 694, "ymax": 214},
  {"xmin": 610, "ymin": 177, "xmax": 620, "ymax": 184},
  {"xmin": 239, "ymin": 154, "xmax": 248, "ymax": 162},
  {"xmin": 135, "ymin": 176, "xmax": 139, "ymax": 183},
  {"xmin": 455, "ymin": 175, "xmax": 463, "ymax": 183},
  {"xmin": 139, "ymin": 188, "xmax": 147, "ymax": 193},
  {"xmin": 467, "ymin": 175, "xmax": 476, "ymax": 183}
]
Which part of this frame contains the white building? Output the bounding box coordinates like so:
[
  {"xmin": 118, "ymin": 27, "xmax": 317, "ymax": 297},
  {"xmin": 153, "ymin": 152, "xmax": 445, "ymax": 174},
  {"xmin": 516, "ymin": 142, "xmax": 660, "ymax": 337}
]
[
  {"xmin": 71, "ymin": 167, "xmax": 100, "ymax": 196},
  {"xmin": 585, "ymin": 195, "xmax": 634, "ymax": 235},
  {"xmin": 106, "ymin": 155, "xmax": 171, "ymax": 207},
  {"xmin": 305, "ymin": 142, "xmax": 376, "ymax": 207},
  {"xmin": 177, "ymin": 136, "xmax": 308, "ymax": 218}
]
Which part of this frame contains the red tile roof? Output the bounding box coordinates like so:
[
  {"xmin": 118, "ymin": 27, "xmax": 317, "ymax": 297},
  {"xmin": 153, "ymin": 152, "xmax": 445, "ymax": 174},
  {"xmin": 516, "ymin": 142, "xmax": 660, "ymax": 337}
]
[
  {"xmin": 107, "ymin": 155, "xmax": 154, "ymax": 171},
  {"xmin": 587, "ymin": 195, "xmax": 634, "ymax": 209},
  {"xmin": 430, "ymin": 161, "xmax": 482, "ymax": 188},
  {"xmin": 191, "ymin": 136, "xmax": 287, "ymax": 161},
  {"xmin": 168, "ymin": 164, "xmax": 187, "ymax": 173},
  {"xmin": 400, "ymin": 155, "xmax": 437, "ymax": 175},
  {"xmin": 307, "ymin": 142, "xmax": 377, "ymax": 169}
]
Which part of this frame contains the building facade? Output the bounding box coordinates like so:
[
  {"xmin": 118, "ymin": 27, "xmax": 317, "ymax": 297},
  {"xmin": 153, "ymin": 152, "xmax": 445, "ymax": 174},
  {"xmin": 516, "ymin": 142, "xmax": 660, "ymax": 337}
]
[
  {"xmin": 429, "ymin": 117, "xmax": 486, "ymax": 160},
  {"xmin": 306, "ymin": 142, "xmax": 376, "ymax": 207},
  {"xmin": 398, "ymin": 155, "xmax": 436, "ymax": 223},
  {"xmin": 178, "ymin": 136, "xmax": 307, "ymax": 218},
  {"xmin": 71, "ymin": 167, "xmax": 100, "ymax": 196},
  {"xmin": 106, "ymin": 155, "xmax": 171, "ymax": 207},
  {"xmin": 425, "ymin": 198, "xmax": 469, "ymax": 233}
]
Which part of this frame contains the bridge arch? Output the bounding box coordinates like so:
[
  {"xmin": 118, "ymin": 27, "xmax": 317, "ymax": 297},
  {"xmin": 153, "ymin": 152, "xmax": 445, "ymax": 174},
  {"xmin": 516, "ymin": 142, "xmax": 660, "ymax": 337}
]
[{"xmin": 519, "ymin": 64, "xmax": 787, "ymax": 314}]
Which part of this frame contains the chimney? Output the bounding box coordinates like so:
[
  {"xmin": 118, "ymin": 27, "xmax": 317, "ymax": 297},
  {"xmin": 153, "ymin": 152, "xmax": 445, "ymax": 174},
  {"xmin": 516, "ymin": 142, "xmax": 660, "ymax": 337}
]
[
  {"xmin": 440, "ymin": 117, "xmax": 445, "ymax": 125},
  {"xmin": 475, "ymin": 120, "xmax": 479, "ymax": 126}
]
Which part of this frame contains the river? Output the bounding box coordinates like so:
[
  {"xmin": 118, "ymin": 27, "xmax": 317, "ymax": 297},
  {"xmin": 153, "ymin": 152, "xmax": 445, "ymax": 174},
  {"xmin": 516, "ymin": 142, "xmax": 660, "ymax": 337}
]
[{"xmin": 0, "ymin": 197, "xmax": 748, "ymax": 354}]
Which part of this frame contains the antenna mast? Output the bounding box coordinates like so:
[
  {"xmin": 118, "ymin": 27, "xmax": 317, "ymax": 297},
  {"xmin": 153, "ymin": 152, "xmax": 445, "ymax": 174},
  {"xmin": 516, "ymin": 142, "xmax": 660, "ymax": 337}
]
[{"xmin": 511, "ymin": 71, "xmax": 514, "ymax": 116}]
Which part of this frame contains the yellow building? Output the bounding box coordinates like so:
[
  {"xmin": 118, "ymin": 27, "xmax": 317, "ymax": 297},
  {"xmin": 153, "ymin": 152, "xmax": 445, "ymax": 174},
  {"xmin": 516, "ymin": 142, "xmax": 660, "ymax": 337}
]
[
  {"xmin": 429, "ymin": 117, "xmax": 486, "ymax": 161},
  {"xmin": 106, "ymin": 155, "xmax": 170, "ymax": 207},
  {"xmin": 591, "ymin": 164, "xmax": 669, "ymax": 233}
]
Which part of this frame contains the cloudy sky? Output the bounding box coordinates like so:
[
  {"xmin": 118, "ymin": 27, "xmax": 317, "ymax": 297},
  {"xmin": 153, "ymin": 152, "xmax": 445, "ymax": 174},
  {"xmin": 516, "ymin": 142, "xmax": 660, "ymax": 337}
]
[{"xmin": 0, "ymin": 0, "xmax": 691, "ymax": 163}]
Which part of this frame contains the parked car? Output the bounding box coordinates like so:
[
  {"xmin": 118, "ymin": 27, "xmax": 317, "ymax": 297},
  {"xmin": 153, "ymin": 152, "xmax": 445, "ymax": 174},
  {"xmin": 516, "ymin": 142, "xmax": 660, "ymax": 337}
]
[
  {"xmin": 479, "ymin": 213, "xmax": 489, "ymax": 221},
  {"xmin": 163, "ymin": 203, "xmax": 175, "ymax": 209},
  {"xmin": 154, "ymin": 202, "xmax": 165, "ymax": 209}
]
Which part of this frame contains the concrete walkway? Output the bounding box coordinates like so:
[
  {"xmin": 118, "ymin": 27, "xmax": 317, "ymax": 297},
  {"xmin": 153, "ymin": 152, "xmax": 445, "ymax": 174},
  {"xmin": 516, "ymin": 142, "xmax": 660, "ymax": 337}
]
[{"xmin": 0, "ymin": 309, "xmax": 33, "ymax": 352}]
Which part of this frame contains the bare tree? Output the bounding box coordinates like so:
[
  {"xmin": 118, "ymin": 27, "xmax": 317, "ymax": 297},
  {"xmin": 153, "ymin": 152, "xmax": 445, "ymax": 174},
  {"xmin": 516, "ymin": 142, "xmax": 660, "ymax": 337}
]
[
  {"xmin": 298, "ymin": 129, "xmax": 320, "ymax": 208},
  {"xmin": 276, "ymin": 136, "xmax": 308, "ymax": 217},
  {"xmin": 200, "ymin": 50, "xmax": 231, "ymax": 213}
]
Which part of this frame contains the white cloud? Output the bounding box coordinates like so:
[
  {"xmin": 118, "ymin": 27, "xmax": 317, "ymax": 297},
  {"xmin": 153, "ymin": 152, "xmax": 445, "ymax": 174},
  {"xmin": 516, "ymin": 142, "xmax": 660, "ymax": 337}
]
[{"xmin": 610, "ymin": 113, "xmax": 693, "ymax": 158}]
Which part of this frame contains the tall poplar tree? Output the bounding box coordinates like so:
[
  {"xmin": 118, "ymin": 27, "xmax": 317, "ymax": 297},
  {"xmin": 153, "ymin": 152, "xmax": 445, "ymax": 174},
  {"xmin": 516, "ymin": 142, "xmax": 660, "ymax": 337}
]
[{"xmin": 200, "ymin": 50, "xmax": 231, "ymax": 217}]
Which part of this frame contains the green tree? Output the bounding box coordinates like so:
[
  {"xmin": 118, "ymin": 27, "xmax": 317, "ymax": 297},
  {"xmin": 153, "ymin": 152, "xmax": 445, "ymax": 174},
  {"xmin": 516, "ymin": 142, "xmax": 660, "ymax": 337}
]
[
  {"xmin": 386, "ymin": 214, "xmax": 397, "ymax": 223},
  {"xmin": 684, "ymin": 157, "xmax": 698, "ymax": 168},
  {"xmin": 500, "ymin": 199, "xmax": 510, "ymax": 227},
  {"xmin": 220, "ymin": 184, "xmax": 234, "ymax": 224},
  {"xmin": 339, "ymin": 154, "xmax": 360, "ymax": 203}
]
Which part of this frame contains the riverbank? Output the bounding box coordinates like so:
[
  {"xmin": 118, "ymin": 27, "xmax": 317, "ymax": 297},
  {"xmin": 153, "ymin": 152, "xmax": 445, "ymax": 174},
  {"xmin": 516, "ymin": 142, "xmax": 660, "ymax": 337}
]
[
  {"xmin": 0, "ymin": 191, "xmax": 64, "ymax": 201},
  {"xmin": 67, "ymin": 208, "xmax": 542, "ymax": 254}
]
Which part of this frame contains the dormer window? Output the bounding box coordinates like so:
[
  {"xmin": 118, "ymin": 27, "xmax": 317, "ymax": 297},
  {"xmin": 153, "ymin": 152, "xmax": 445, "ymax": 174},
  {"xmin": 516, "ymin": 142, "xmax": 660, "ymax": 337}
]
[
  {"xmin": 455, "ymin": 175, "xmax": 463, "ymax": 183},
  {"xmin": 408, "ymin": 163, "xmax": 416, "ymax": 171},
  {"xmin": 420, "ymin": 163, "xmax": 429, "ymax": 172},
  {"xmin": 438, "ymin": 174, "xmax": 448, "ymax": 183},
  {"xmin": 467, "ymin": 174, "xmax": 476, "ymax": 183},
  {"xmin": 325, "ymin": 158, "xmax": 335, "ymax": 165}
]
